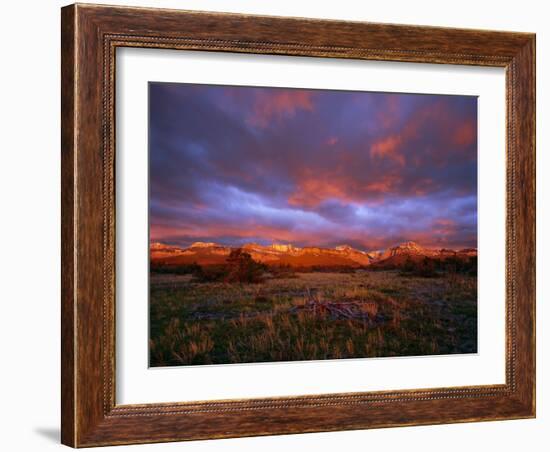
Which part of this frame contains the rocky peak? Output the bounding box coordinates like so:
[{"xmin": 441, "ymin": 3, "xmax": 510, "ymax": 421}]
[
  {"xmin": 397, "ymin": 241, "xmax": 422, "ymax": 251},
  {"xmin": 271, "ymin": 243, "xmax": 295, "ymax": 252},
  {"xmin": 190, "ymin": 241, "xmax": 217, "ymax": 248},
  {"xmin": 335, "ymin": 245, "xmax": 353, "ymax": 252},
  {"xmin": 381, "ymin": 241, "xmax": 424, "ymax": 259}
]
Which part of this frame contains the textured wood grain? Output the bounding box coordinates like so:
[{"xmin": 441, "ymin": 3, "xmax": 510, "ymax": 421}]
[
  {"xmin": 60, "ymin": 5, "xmax": 76, "ymax": 447},
  {"xmin": 61, "ymin": 3, "xmax": 536, "ymax": 447}
]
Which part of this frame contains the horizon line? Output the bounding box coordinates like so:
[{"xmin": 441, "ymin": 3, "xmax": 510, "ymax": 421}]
[{"xmin": 150, "ymin": 239, "xmax": 477, "ymax": 253}]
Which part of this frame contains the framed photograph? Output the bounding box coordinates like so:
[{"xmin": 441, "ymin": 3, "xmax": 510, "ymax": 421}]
[{"xmin": 61, "ymin": 3, "xmax": 535, "ymax": 447}]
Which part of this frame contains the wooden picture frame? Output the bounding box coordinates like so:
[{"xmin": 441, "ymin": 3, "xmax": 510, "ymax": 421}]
[{"xmin": 61, "ymin": 3, "xmax": 535, "ymax": 447}]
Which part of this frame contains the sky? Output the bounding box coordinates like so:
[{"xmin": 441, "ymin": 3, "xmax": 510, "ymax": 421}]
[{"xmin": 149, "ymin": 82, "xmax": 477, "ymax": 251}]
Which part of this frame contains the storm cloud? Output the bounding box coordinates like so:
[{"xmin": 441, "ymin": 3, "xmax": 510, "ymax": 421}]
[{"xmin": 149, "ymin": 82, "xmax": 477, "ymax": 251}]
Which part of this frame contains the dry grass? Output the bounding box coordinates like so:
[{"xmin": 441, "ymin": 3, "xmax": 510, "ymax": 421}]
[{"xmin": 149, "ymin": 270, "xmax": 477, "ymax": 366}]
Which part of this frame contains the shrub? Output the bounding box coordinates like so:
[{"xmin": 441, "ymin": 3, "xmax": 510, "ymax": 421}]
[
  {"xmin": 400, "ymin": 256, "xmax": 439, "ymax": 278},
  {"xmin": 269, "ymin": 264, "xmax": 297, "ymax": 279},
  {"xmin": 191, "ymin": 249, "xmax": 267, "ymax": 284},
  {"xmin": 150, "ymin": 262, "xmax": 201, "ymax": 275},
  {"xmin": 439, "ymin": 256, "xmax": 477, "ymax": 276},
  {"xmin": 293, "ymin": 265, "xmax": 357, "ymax": 273},
  {"xmin": 224, "ymin": 248, "xmax": 267, "ymax": 283},
  {"xmin": 399, "ymin": 255, "xmax": 477, "ymax": 277},
  {"xmin": 192, "ymin": 264, "xmax": 229, "ymax": 282}
]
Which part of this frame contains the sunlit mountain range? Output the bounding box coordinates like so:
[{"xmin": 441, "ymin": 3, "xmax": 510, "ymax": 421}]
[{"xmin": 151, "ymin": 241, "xmax": 477, "ymax": 269}]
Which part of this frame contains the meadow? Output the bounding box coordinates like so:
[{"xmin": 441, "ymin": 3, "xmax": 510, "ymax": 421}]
[{"xmin": 149, "ymin": 269, "xmax": 477, "ymax": 366}]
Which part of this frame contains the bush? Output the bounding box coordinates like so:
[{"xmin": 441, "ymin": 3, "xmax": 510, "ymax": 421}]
[
  {"xmin": 150, "ymin": 262, "xmax": 201, "ymax": 275},
  {"xmin": 400, "ymin": 256, "xmax": 438, "ymax": 278},
  {"xmin": 193, "ymin": 264, "xmax": 229, "ymax": 282},
  {"xmin": 191, "ymin": 249, "xmax": 267, "ymax": 284},
  {"xmin": 439, "ymin": 256, "xmax": 477, "ymax": 276},
  {"xmin": 224, "ymin": 249, "xmax": 267, "ymax": 283},
  {"xmin": 399, "ymin": 255, "xmax": 477, "ymax": 278},
  {"xmin": 269, "ymin": 264, "xmax": 297, "ymax": 279}
]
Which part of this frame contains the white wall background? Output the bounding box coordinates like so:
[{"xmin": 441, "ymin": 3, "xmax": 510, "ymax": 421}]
[{"xmin": 0, "ymin": 1, "xmax": 545, "ymax": 451}]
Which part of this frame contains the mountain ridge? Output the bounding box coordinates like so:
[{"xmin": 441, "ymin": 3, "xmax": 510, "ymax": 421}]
[{"xmin": 150, "ymin": 240, "xmax": 476, "ymax": 268}]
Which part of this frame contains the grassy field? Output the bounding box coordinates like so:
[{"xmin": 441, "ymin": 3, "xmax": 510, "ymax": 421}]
[{"xmin": 149, "ymin": 270, "xmax": 477, "ymax": 366}]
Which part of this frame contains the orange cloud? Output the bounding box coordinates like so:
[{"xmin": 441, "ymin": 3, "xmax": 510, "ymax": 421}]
[
  {"xmin": 151, "ymin": 222, "xmax": 320, "ymax": 245},
  {"xmin": 363, "ymin": 175, "xmax": 401, "ymax": 194},
  {"xmin": 248, "ymin": 90, "xmax": 314, "ymax": 127},
  {"xmin": 370, "ymin": 135, "xmax": 405, "ymax": 167},
  {"xmin": 431, "ymin": 218, "xmax": 458, "ymax": 239},
  {"xmin": 452, "ymin": 121, "xmax": 476, "ymax": 147},
  {"xmin": 287, "ymin": 169, "xmax": 401, "ymax": 208},
  {"xmin": 288, "ymin": 176, "xmax": 353, "ymax": 208},
  {"xmin": 412, "ymin": 178, "xmax": 435, "ymax": 196}
]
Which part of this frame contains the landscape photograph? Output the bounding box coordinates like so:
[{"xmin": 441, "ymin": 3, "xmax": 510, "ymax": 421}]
[{"xmin": 148, "ymin": 82, "xmax": 478, "ymax": 367}]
